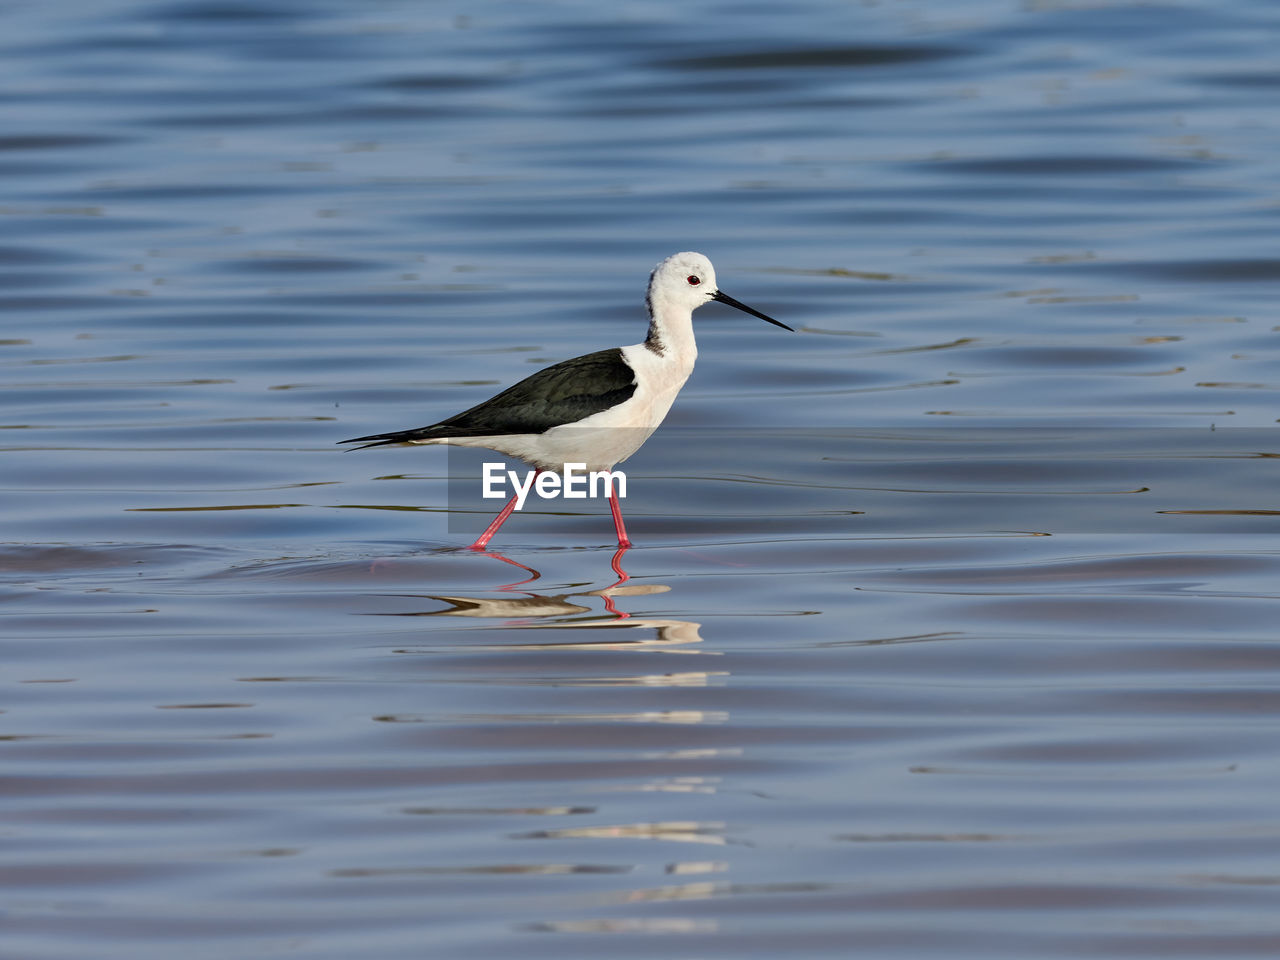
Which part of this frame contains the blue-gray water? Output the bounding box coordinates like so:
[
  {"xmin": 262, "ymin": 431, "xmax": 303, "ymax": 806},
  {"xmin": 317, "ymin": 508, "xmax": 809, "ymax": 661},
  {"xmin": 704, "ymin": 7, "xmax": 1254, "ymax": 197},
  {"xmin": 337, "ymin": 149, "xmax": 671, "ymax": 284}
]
[{"xmin": 4, "ymin": 1, "xmax": 1280, "ymax": 957}]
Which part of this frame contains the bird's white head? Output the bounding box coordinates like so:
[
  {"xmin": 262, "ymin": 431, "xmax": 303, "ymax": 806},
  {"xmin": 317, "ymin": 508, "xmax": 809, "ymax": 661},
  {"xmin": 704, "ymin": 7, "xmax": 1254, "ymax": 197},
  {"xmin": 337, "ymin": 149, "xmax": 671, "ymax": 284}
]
[
  {"xmin": 646, "ymin": 251, "xmax": 793, "ymax": 333},
  {"xmin": 648, "ymin": 251, "xmax": 719, "ymax": 314}
]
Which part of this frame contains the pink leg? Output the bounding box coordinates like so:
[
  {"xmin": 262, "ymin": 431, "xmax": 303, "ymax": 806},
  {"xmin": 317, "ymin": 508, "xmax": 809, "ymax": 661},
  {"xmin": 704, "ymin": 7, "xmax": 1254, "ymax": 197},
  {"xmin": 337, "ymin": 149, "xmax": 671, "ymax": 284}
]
[
  {"xmin": 469, "ymin": 470, "xmax": 539, "ymax": 550},
  {"xmin": 608, "ymin": 490, "xmax": 631, "ymax": 548}
]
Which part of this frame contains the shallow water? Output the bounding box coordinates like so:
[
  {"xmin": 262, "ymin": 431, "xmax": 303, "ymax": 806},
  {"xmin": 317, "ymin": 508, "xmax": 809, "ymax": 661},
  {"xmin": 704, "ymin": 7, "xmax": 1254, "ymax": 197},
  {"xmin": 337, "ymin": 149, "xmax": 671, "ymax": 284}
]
[{"xmin": 4, "ymin": 1, "xmax": 1280, "ymax": 957}]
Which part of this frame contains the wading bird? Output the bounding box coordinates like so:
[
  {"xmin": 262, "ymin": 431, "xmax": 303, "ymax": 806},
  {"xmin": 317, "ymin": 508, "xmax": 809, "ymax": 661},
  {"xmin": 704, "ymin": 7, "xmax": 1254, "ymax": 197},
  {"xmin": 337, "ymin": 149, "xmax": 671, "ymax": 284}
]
[{"xmin": 340, "ymin": 252, "xmax": 792, "ymax": 549}]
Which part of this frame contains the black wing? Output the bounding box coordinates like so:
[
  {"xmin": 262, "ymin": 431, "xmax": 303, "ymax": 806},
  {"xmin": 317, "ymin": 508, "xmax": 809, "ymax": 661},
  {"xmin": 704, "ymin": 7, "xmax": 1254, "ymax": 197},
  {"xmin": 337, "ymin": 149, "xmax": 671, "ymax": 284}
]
[{"xmin": 339, "ymin": 348, "xmax": 637, "ymax": 449}]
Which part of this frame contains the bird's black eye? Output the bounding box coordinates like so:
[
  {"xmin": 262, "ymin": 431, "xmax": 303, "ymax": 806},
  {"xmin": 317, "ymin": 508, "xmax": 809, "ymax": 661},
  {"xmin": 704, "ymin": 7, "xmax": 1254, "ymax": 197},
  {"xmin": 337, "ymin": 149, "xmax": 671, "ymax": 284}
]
[{"xmin": 687, "ymin": 275, "xmax": 701, "ymax": 286}]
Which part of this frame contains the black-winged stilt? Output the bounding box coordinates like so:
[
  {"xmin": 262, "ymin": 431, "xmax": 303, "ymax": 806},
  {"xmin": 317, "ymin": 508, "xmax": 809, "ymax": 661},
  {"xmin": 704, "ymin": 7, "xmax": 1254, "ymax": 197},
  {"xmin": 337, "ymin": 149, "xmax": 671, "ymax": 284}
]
[{"xmin": 340, "ymin": 251, "xmax": 792, "ymax": 549}]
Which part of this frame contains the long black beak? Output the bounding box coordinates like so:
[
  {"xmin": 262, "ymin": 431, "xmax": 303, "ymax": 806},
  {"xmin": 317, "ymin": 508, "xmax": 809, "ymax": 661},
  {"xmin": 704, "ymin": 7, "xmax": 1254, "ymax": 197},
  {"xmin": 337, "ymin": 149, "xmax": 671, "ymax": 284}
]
[{"xmin": 712, "ymin": 289, "xmax": 794, "ymax": 331}]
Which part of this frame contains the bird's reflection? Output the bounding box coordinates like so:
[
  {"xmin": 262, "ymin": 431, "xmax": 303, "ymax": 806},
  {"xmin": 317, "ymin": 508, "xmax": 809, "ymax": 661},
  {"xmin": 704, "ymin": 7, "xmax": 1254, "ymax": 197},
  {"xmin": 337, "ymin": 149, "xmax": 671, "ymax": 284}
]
[{"xmin": 412, "ymin": 544, "xmax": 707, "ymax": 653}]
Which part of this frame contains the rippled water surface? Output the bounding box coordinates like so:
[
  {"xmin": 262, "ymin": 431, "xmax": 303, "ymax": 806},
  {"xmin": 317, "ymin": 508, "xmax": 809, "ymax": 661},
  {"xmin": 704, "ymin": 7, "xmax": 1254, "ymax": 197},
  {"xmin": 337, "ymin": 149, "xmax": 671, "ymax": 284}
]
[{"xmin": 5, "ymin": 1, "xmax": 1280, "ymax": 957}]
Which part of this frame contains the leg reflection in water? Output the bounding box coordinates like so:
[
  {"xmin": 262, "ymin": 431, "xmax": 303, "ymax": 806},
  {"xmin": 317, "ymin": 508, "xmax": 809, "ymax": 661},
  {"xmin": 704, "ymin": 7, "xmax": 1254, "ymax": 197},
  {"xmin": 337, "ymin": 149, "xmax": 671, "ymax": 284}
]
[
  {"xmin": 601, "ymin": 543, "xmax": 631, "ymax": 618},
  {"xmin": 467, "ymin": 543, "xmax": 631, "ymax": 617},
  {"xmin": 435, "ymin": 543, "xmax": 697, "ymax": 635},
  {"xmin": 466, "ymin": 547, "xmax": 541, "ymax": 591}
]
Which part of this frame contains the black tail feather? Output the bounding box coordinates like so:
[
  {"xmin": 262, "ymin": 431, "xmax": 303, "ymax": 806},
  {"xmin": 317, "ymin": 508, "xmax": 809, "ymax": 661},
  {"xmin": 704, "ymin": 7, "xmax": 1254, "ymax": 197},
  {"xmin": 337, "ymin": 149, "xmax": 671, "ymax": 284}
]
[{"xmin": 338, "ymin": 426, "xmax": 448, "ymax": 451}]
